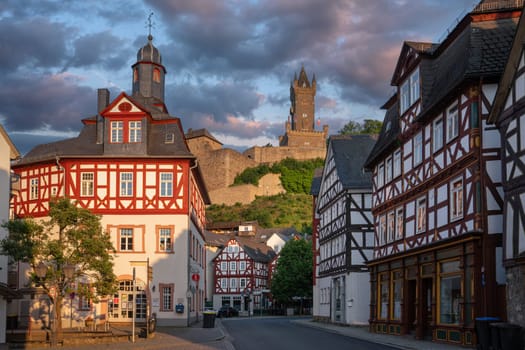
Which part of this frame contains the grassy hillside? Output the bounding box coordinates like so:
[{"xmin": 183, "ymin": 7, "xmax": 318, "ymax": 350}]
[{"xmin": 206, "ymin": 193, "xmax": 313, "ymax": 233}]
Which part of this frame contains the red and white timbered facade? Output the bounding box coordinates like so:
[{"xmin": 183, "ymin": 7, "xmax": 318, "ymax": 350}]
[
  {"xmin": 364, "ymin": 3, "xmax": 520, "ymax": 346},
  {"xmin": 212, "ymin": 238, "xmax": 274, "ymax": 315},
  {"xmin": 9, "ymin": 35, "xmax": 210, "ymax": 328}
]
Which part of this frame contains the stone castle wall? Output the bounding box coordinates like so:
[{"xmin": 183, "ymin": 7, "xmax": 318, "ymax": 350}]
[
  {"xmin": 209, "ymin": 173, "xmax": 285, "ymax": 205},
  {"xmin": 243, "ymin": 145, "xmax": 326, "ymax": 164},
  {"xmin": 188, "ymin": 136, "xmax": 326, "ymax": 205}
]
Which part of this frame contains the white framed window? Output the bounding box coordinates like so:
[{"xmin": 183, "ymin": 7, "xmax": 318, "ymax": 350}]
[
  {"xmin": 158, "ymin": 227, "xmax": 172, "ymax": 252},
  {"xmin": 240, "ymin": 278, "xmax": 246, "ymax": 288},
  {"xmin": 30, "ymin": 178, "xmax": 39, "ymax": 200},
  {"xmin": 240, "ymin": 261, "xmax": 246, "ymax": 271},
  {"xmin": 401, "ymin": 82, "xmax": 410, "ymax": 113},
  {"xmin": 379, "ymin": 215, "xmax": 387, "ymax": 245},
  {"xmin": 450, "ymin": 178, "xmax": 463, "ymax": 221},
  {"xmin": 160, "ymin": 283, "xmax": 173, "ymax": 311},
  {"xmin": 446, "ymin": 104, "xmax": 459, "ymax": 142},
  {"xmin": 221, "ymin": 262, "xmax": 227, "ymax": 271},
  {"xmin": 414, "ymin": 132, "xmax": 423, "ymax": 165},
  {"xmin": 81, "ymin": 172, "xmax": 94, "ymax": 197},
  {"xmin": 393, "ymin": 149, "xmax": 402, "ymax": 178},
  {"xmin": 410, "ymin": 68, "xmax": 420, "ymax": 104},
  {"xmin": 416, "ymin": 197, "xmax": 427, "ymax": 233},
  {"xmin": 120, "ymin": 228, "xmax": 133, "ymax": 251},
  {"xmin": 400, "ymin": 68, "xmax": 420, "ymax": 114},
  {"xmin": 433, "ymin": 118, "xmax": 443, "ymax": 152},
  {"xmin": 230, "ymin": 278, "xmax": 237, "ymax": 289},
  {"xmin": 396, "ymin": 207, "xmax": 404, "ymax": 240},
  {"xmin": 386, "ymin": 156, "xmax": 393, "ymax": 183},
  {"xmin": 377, "ymin": 163, "xmax": 385, "ymax": 188},
  {"xmin": 387, "ymin": 211, "xmax": 395, "ymax": 243},
  {"xmin": 160, "ymin": 172, "xmax": 173, "ymax": 197},
  {"xmin": 221, "ymin": 279, "xmax": 227, "ymax": 289},
  {"xmin": 229, "ymin": 261, "xmax": 236, "ymax": 271},
  {"xmin": 129, "ymin": 121, "xmax": 142, "ymax": 143},
  {"xmin": 120, "ymin": 172, "xmax": 133, "ymax": 197},
  {"xmin": 111, "ymin": 121, "xmax": 123, "ymax": 143}
]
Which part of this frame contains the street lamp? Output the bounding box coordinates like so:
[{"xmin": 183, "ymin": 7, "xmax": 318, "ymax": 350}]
[{"xmin": 35, "ymin": 261, "xmax": 47, "ymax": 280}]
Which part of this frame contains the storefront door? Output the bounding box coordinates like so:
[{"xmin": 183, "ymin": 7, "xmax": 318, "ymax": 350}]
[{"xmin": 108, "ymin": 280, "xmax": 147, "ymax": 323}]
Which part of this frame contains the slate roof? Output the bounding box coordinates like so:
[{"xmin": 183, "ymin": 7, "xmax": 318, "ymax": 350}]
[
  {"xmin": 207, "ymin": 231, "xmax": 277, "ymax": 263},
  {"xmin": 15, "ymin": 93, "xmax": 193, "ymax": 166},
  {"xmin": 364, "ymin": 3, "xmax": 520, "ymax": 169},
  {"xmin": 363, "ymin": 99, "xmax": 400, "ymax": 170},
  {"xmin": 309, "ymin": 167, "xmax": 323, "ymax": 196},
  {"xmin": 488, "ymin": 9, "xmax": 525, "ymax": 124},
  {"xmin": 329, "ymin": 134, "xmax": 377, "ymax": 188}
]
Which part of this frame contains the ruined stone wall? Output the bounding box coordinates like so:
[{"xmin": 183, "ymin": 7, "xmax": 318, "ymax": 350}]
[
  {"xmin": 196, "ymin": 148, "xmax": 257, "ymax": 192},
  {"xmin": 209, "ymin": 173, "xmax": 285, "ymax": 205},
  {"xmin": 243, "ymin": 145, "xmax": 326, "ymax": 164}
]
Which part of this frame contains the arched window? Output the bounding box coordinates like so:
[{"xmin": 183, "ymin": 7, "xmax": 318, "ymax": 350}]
[{"xmin": 153, "ymin": 68, "xmax": 161, "ymax": 83}]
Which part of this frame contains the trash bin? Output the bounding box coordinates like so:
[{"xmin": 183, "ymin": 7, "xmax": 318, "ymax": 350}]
[
  {"xmin": 203, "ymin": 311, "xmax": 216, "ymax": 328},
  {"xmin": 490, "ymin": 323, "xmax": 524, "ymax": 350},
  {"xmin": 475, "ymin": 317, "xmax": 500, "ymax": 350}
]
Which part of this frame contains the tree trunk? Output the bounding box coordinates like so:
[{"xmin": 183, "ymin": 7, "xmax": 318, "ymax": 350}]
[{"xmin": 52, "ymin": 295, "xmax": 63, "ymax": 347}]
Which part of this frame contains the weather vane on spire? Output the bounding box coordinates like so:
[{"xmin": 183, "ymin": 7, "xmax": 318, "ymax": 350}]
[{"xmin": 146, "ymin": 11, "xmax": 155, "ymax": 37}]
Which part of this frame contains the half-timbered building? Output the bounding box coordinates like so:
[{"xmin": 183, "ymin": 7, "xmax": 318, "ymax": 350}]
[
  {"xmin": 487, "ymin": 8, "xmax": 525, "ymax": 329},
  {"xmin": 310, "ymin": 168, "xmax": 323, "ymax": 322},
  {"xmin": 313, "ymin": 134, "xmax": 376, "ymax": 325},
  {"xmin": 9, "ymin": 34, "xmax": 210, "ymax": 327},
  {"xmin": 363, "ymin": 1, "xmax": 521, "ymax": 346},
  {"xmin": 212, "ymin": 236, "xmax": 276, "ymax": 315}
]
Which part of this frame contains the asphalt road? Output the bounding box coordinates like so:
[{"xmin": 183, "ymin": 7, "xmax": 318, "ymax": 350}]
[{"xmin": 221, "ymin": 317, "xmax": 399, "ymax": 350}]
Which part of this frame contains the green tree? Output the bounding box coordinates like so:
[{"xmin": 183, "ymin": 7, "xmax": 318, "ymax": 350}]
[
  {"xmin": 1, "ymin": 197, "xmax": 117, "ymax": 345},
  {"xmin": 339, "ymin": 119, "xmax": 382, "ymax": 135},
  {"xmin": 271, "ymin": 239, "xmax": 312, "ymax": 311},
  {"xmin": 361, "ymin": 119, "xmax": 383, "ymax": 134}
]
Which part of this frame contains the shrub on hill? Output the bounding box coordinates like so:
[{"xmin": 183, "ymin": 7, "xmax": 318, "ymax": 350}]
[{"xmin": 233, "ymin": 157, "xmax": 324, "ymax": 194}]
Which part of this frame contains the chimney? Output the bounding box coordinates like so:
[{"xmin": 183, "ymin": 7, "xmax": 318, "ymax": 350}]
[{"xmin": 96, "ymin": 89, "xmax": 110, "ymax": 144}]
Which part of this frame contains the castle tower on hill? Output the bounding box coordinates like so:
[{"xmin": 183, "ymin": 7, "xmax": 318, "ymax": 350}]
[{"xmin": 279, "ymin": 66, "xmax": 328, "ymax": 148}]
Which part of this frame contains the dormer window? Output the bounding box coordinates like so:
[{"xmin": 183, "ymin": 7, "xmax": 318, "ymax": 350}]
[
  {"xmin": 129, "ymin": 121, "xmax": 142, "ymax": 143},
  {"xmin": 400, "ymin": 68, "xmax": 420, "ymax": 114},
  {"xmin": 111, "ymin": 121, "xmax": 123, "ymax": 143}
]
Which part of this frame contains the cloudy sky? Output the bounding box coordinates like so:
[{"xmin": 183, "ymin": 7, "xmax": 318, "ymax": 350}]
[{"xmin": 0, "ymin": 0, "xmax": 478, "ymax": 155}]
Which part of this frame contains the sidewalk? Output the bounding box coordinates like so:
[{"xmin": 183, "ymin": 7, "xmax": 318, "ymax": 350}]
[{"xmin": 292, "ymin": 318, "xmax": 469, "ymax": 350}]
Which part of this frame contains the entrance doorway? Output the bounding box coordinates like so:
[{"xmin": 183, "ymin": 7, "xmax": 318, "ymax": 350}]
[
  {"xmin": 108, "ymin": 280, "xmax": 147, "ymax": 322},
  {"xmin": 421, "ymin": 278, "xmax": 433, "ymax": 339},
  {"xmin": 406, "ymin": 280, "xmax": 417, "ymax": 333}
]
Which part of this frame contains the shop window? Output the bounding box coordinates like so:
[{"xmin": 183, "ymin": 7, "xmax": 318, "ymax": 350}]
[
  {"xmin": 391, "ymin": 271, "xmax": 403, "ymax": 320},
  {"xmin": 439, "ymin": 260, "xmax": 461, "ymax": 325},
  {"xmin": 378, "ymin": 273, "xmax": 389, "ymax": 320}
]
